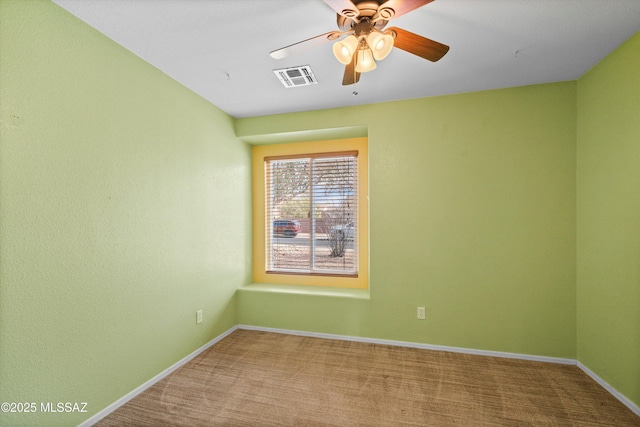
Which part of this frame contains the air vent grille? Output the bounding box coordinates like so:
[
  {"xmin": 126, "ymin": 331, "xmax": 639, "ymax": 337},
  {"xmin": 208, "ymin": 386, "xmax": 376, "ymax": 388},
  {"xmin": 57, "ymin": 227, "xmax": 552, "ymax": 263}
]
[{"xmin": 273, "ymin": 65, "xmax": 318, "ymax": 88}]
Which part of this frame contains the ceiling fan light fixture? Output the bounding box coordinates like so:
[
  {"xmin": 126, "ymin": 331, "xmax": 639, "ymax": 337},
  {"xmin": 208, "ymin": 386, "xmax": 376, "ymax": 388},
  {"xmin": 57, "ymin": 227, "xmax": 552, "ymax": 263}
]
[
  {"xmin": 367, "ymin": 31, "xmax": 394, "ymax": 60},
  {"xmin": 332, "ymin": 35, "xmax": 359, "ymax": 65},
  {"xmin": 270, "ymin": 0, "xmax": 450, "ymax": 86},
  {"xmin": 355, "ymin": 47, "xmax": 376, "ymax": 73}
]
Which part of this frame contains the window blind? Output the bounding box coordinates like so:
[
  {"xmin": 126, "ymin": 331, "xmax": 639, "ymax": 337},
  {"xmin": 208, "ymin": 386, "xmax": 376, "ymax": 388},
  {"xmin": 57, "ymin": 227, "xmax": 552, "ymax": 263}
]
[{"xmin": 265, "ymin": 151, "xmax": 358, "ymax": 276}]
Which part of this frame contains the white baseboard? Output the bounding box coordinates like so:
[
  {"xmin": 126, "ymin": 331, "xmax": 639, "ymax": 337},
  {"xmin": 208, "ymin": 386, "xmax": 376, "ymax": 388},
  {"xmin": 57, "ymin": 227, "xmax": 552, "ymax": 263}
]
[
  {"xmin": 240, "ymin": 325, "xmax": 640, "ymax": 417},
  {"xmin": 237, "ymin": 324, "xmax": 576, "ymax": 365},
  {"xmin": 577, "ymin": 361, "xmax": 640, "ymax": 417},
  {"xmin": 79, "ymin": 324, "xmax": 639, "ymax": 425},
  {"xmin": 78, "ymin": 325, "xmax": 238, "ymax": 427}
]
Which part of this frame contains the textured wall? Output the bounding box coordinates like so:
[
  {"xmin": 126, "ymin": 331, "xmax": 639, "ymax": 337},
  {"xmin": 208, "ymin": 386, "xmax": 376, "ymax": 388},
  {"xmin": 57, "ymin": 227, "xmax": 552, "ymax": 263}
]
[
  {"xmin": 4, "ymin": 0, "xmax": 636, "ymax": 423},
  {"xmin": 577, "ymin": 31, "xmax": 640, "ymax": 408},
  {"xmin": 0, "ymin": 1, "xmax": 251, "ymax": 425},
  {"xmin": 237, "ymin": 81, "xmax": 577, "ymax": 359}
]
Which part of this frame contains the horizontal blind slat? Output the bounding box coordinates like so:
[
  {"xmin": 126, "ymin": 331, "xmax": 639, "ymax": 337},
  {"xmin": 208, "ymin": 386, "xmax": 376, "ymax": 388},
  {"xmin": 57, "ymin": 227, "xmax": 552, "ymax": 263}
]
[{"xmin": 265, "ymin": 152, "xmax": 357, "ymax": 275}]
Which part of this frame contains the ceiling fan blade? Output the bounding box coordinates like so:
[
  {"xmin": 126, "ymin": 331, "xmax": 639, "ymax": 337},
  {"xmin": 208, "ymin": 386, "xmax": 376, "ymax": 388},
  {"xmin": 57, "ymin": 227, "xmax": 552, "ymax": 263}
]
[
  {"xmin": 322, "ymin": 0, "xmax": 360, "ymax": 18},
  {"xmin": 270, "ymin": 31, "xmax": 343, "ymax": 59},
  {"xmin": 388, "ymin": 27, "xmax": 449, "ymax": 62},
  {"xmin": 342, "ymin": 56, "xmax": 360, "ymax": 85},
  {"xmin": 380, "ymin": 0, "xmax": 434, "ymax": 19}
]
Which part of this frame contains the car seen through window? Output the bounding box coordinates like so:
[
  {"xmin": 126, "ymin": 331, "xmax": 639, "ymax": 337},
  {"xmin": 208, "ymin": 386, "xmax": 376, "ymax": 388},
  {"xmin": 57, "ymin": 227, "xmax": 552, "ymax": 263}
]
[{"xmin": 272, "ymin": 220, "xmax": 301, "ymax": 238}]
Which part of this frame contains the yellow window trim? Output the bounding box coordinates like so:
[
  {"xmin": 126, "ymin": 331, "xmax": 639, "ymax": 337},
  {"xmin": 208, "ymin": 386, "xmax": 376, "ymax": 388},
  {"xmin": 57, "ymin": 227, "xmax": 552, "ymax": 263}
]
[{"xmin": 252, "ymin": 137, "xmax": 369, "ymax": 289}]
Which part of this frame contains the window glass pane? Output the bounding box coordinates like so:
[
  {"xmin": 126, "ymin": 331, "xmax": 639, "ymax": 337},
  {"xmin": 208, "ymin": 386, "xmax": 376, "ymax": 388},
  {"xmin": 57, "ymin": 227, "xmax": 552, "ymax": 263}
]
[
  {"xmin": 311, "ymin": 156, "xmax": 357, "ymax": 273},
  {"xmin": 267, "ymin": 159, "xmax": 310, "ymax": 272},
  {"xmin": 265, "ymin": 153, "xmax": 357, "ymax": 275}
]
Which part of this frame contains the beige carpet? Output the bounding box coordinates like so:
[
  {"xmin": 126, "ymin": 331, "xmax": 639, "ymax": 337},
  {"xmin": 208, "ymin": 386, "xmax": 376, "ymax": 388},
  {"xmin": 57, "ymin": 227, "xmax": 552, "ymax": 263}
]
[{"xmin": 96, "ymin": 329, "xmax": 640, "ymax": 426}]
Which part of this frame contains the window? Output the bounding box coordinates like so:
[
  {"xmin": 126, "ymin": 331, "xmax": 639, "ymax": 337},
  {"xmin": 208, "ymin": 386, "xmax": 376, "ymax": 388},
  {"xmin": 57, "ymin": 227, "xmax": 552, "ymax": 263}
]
[
  {"xmin": 252, "ymin": 138, "xmax": 368, "ymax": 289},
  {"xmin": 265, "ymin": 152, "xmax": 358, "ymax": 276}
]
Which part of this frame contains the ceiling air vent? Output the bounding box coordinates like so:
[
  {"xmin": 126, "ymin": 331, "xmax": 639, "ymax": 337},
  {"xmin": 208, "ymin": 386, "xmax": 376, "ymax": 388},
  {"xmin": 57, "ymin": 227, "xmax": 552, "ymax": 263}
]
[{"xmin": 273, "ymin": 65, "xmax": 318, "ymax": 88}]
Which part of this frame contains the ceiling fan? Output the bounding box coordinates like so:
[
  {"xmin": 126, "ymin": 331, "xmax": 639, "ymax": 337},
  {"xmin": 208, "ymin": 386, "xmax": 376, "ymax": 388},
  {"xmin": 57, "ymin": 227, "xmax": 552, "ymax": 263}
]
[{"xmin": 270, "ymin": 0, "xmax": 449, "ymax": 85}]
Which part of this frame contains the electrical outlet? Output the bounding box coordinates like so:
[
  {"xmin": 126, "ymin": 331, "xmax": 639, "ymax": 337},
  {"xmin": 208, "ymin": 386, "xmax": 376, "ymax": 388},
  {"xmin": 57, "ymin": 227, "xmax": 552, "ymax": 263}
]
[
  {"xmin": 196, "ymin": 310, "xmax": 203, "ymax": 324},
  {"xmin": 417, "ymin": 307, "xmax": 426, "ymax": 320}
]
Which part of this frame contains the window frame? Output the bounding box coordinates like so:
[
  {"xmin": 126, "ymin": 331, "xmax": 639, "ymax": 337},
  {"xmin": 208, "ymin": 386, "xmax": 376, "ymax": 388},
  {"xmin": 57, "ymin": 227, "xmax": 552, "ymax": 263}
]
[
  {"xmin": 265, "ymin": 151, "xmax": 359, "ymax": 277},
  {"xmin": 252, "ymin": 138, "xmax": 368, "ymax": 289}
]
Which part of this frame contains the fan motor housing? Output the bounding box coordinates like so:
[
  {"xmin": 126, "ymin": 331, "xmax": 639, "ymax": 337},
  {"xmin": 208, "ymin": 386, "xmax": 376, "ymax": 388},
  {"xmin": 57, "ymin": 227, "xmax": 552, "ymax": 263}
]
[{"xmin": 337, "ymin": 0, "xmax": 389, "ymax": 31}]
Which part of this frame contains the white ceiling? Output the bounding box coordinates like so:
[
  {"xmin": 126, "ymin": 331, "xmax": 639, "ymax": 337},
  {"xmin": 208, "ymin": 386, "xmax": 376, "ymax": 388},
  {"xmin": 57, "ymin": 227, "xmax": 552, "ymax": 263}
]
[{"xmin": 52, "ymin": 0, "xmax": 640, "ymax": 119}]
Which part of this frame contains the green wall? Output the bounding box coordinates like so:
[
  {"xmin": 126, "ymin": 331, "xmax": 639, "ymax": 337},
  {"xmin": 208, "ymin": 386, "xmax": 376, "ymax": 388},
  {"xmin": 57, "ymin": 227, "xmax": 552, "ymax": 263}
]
[
  {"xmin": 0, "ymin": 1, "xmax": 251, "ymax": 426},
  {"xmin": 237, "ymin": 82, "xmax": 578, "ymax": 359},
  {"xmin": 577, "ymin": 32, "xmax": 640, "ymax": 407},
  {"xmin": 2, "ymin": 0, "xmax": 637, "ymax": 424}
]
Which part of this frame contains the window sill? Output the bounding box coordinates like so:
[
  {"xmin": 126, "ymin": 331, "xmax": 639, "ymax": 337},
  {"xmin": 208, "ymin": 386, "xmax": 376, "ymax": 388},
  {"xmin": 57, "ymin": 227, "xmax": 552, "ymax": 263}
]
[{"xmin": 239, "ymin": 283, "xmax": 370, "ymax": 300}]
